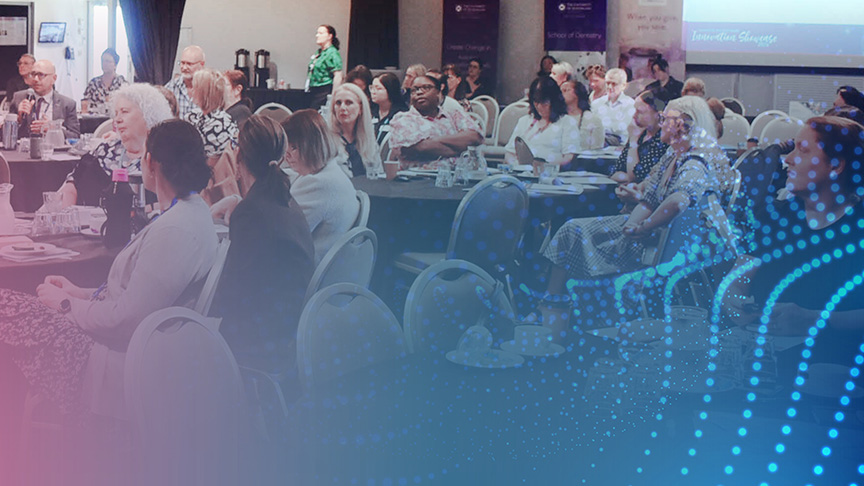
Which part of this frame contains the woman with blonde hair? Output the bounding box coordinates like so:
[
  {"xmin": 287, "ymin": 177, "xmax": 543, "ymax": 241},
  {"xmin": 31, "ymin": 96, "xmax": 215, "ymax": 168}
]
[
  {"xmin": 281, "ymin": 110, "xmax": 360, "ymax": 262},
  {"xmin": 329, "ymin": 82, "xmax": 381, "ymax": 177},
  {"xmin": 189, "ymin": 68, "xmax": 238, "ymax": 158}
]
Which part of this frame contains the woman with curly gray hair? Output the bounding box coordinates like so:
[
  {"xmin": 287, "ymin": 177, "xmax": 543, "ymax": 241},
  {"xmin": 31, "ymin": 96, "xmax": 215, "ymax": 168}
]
[{"xmin": 59, "ymin": 82, "xmax": 173, "ymax": 206}]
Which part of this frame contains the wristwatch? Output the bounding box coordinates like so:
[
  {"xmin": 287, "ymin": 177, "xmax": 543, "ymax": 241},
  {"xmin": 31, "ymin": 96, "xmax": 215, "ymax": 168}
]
[{"xmin": 59, "ymin": 299, "xmax": 71, "ymax": 314}]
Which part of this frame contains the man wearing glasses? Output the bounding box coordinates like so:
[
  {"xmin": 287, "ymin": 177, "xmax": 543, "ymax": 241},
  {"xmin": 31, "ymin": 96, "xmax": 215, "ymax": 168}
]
[
  {"xmin": 10, "ymin": 59, "xmax": 80, "ymax": 138},
  {"xmin": 4, "ymin": 53, "xmax": 34, "ymax": 104},
  {"xmin": 165, "ymin": 45, "xmax": 205, "ymax": 120}
]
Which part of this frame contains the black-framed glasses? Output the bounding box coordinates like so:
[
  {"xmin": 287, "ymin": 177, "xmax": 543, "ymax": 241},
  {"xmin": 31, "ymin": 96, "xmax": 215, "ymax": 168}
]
[
  {"xmin": 411, "ymin": 85, "xmax": 437, "ymax": 95},
  {"xmin": 178, "ymin": 60, "xmax": 203, "ymax": 67}
]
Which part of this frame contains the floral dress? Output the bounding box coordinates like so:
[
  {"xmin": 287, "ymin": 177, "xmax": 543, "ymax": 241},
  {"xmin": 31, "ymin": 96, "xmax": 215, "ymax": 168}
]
[{"xmin": 82, "ymin": 75, "xmax": 127, "ymax": 114}]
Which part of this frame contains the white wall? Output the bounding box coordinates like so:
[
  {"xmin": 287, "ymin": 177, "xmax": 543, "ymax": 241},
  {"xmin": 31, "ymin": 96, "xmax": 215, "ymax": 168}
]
[
  {"xmin": 177, "ymin": 0, "xmax": 351, "ymax": 89},
  {"xmin": 22, "ymin": 0, "xmax": 89, "ymax": 102}
]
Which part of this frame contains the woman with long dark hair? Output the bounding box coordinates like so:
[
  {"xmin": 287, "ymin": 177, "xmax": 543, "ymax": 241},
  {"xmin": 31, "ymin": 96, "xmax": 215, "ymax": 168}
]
[
  {"xmin": 370, "ymin": 72, "xmax": 408, "ymax": 145},
  {"xmin": 504, "ymin": 76, "xmax": 581, "ymax": 167},
  {"xmin": 561, "ymin": 79, "xmax": 604, "ymax": 150},
  {"xmin": 214, "ymin": 115, "xmax": 315, "ymax": 356},
  {"xmin": 307, "ymin": 24, "xmax": 344, "ymax": 110}
]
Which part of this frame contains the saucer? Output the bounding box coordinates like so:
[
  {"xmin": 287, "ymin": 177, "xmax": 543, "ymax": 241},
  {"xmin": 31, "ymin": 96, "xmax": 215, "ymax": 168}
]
[
  {"xmin": 499, "ymin": 340, "xmax": 565, "ymax": 357},
  {"xmin": 446, "ymin": 349, "xmax": 524, "ymax": 369}
]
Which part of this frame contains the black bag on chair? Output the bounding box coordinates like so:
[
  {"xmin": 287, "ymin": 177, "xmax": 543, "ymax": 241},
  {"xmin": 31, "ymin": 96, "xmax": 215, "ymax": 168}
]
[{"xmin": 70, "ymin": 153, "xmax": 112, "ymax": 206}]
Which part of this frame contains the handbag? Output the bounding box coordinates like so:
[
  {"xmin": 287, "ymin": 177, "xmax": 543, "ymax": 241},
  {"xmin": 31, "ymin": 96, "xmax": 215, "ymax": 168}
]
[{"xmin": 70, "ymin": 153, "xmax": 112, "ymax": 206}]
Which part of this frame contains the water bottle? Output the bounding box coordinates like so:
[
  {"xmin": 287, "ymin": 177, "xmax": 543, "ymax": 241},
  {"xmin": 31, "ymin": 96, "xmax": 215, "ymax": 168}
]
[
  {"xmin": 29, "ymin": 133, "xmax": 42, "ymax": 159},
  {"xmin": 3, "ymin": 114, "xmax": 18, "ymax": 150},
  {"xmin": 102, "ymin": 168, "xmax": 134, "ymax": 248}
]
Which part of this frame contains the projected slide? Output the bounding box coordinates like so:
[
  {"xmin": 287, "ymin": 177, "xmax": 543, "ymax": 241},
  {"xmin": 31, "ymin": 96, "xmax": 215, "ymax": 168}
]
[{"xmin": 683, "ymin": 0, "xmax": 864, "ymax": 68}]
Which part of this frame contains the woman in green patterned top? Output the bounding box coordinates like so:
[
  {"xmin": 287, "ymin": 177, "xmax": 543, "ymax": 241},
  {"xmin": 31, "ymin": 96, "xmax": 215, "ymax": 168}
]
[{"xmin": 307, "ymin": 24, "xmax": 344, "ymax": 110}]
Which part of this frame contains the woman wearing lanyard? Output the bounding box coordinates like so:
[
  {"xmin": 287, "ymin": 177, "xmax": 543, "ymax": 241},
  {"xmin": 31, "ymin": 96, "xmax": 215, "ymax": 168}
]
[{"xmin": 307, "ymin": 24, "xmax": 344, "ymax": 111}]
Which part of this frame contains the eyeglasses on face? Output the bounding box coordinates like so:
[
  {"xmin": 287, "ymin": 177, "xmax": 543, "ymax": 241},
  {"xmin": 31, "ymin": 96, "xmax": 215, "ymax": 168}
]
[
  {"xmin": 411, "ymin": 85, "xmax": 437, "ymax": 95},
  {"xmin": 17, "ymin": 60, "xmax": 33, "ymax": 67},
  {"xmin": 28, "ymin": 71, "xmax": 51, "ymax": 80},
  {"xmin": 178, "ymin": 60, "xmax": 203, "ymax": 67}
]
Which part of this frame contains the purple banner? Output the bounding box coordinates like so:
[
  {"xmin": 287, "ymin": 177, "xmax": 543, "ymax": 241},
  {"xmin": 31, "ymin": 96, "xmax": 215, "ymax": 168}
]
[
  {"xmin": 545, "ymin": 0, "xmax": 606, "ymax": 52},
  {"xmin": 442, "ymin": 0, "xmax": 500, "ymax": 88}
]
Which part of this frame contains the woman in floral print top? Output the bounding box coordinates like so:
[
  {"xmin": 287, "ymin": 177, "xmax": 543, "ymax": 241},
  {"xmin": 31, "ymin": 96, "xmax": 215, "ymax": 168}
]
[{"xmin": 82, "ymin": 48, "xmax": 127, "ymax": 115}]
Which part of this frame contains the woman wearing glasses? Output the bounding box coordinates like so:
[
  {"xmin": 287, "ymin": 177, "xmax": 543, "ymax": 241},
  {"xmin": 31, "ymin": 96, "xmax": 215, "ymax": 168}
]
[
  {"xmin": 541, "ymin": 96, "xmax": 730, "ymax": 297},
  {"xmin": 389, "ymin": 74, "xmax": 483, "ymax": 168},
  {"xmin": 82, "ymin": 48, "xmax": 127, "ymax": 115}
]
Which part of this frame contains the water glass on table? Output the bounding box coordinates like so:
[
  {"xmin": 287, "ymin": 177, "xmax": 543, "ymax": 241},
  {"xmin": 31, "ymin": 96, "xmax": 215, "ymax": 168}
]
[
  {"xmin": 538, "ymin": 162, "xmax": 559, "ymax": 184},
  {"xmin": 40, "ymin": 141, "xmax": 54, "ymax": 160}
]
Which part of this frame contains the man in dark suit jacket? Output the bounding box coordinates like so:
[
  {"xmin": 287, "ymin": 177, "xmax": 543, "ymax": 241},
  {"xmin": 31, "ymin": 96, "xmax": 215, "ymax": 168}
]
[
  {"xmin": 4, "ymin": 53, "xmax": 34, "ymax": 104},
  {"xmin": 10, "ymin": 59, "xmax": 80, "ymax": 139}
]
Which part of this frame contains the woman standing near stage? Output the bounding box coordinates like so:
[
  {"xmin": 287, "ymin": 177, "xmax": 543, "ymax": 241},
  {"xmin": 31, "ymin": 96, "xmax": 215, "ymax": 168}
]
[{"xmin": 306, "ymin": 24, "xmax": 344, "ymax": 111}]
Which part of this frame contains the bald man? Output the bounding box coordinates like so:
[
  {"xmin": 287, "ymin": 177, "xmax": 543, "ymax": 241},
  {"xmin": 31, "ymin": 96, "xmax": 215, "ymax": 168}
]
[
  {"xmin": 10, "ymin": 59, "xmax": 80, "ymax": 138},
  {"xmin": 165, "ymin": 45, "xmax": 205, "ymax": 120}
]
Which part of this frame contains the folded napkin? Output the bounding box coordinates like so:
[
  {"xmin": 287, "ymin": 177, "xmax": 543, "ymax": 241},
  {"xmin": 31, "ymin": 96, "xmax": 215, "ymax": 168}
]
[
  {"xmin": 0, "ymin": 247, "xmax": 81, "ymax": 263},
  {"xmin": 528, "ymin": 183, "xmax": 584, "ymax": 195}
]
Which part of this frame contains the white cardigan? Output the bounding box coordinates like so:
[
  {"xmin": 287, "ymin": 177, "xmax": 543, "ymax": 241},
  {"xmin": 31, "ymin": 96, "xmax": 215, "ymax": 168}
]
[{"xmin": 286, "ymin": 158, "xmax": 360, "ymax": 263}]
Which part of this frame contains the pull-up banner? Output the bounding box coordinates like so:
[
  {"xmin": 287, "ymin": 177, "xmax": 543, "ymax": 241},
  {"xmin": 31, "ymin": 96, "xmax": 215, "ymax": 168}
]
[
  {"xmin": 544, "ymin": 0, "xmax": 607, "ymax": 52},
  {"xmin": 442, "ymin": 0, "xmax": 500, "ymax": 87}
]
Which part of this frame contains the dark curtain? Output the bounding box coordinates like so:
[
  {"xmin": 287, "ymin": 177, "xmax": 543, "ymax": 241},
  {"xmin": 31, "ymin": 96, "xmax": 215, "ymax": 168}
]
[
  {"xmin": 118, "ymin": 0, "xmax": 187, "ymax": 85},
  {"xmin": 347, "ymin": 0, "xmax": 399, "ymax": 69}
]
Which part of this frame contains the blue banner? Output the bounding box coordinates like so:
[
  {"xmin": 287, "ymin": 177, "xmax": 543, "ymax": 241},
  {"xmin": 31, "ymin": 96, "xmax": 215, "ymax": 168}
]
[{"xmin": 545, "ymin": 0, "xmax": 607, "ymax": 52}]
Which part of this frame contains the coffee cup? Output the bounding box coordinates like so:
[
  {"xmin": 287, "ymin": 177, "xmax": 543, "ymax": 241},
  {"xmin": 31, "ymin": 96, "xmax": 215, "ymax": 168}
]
[{"xmin": 384, "ymin": 160, "xmax": 400, "ymax": 180}]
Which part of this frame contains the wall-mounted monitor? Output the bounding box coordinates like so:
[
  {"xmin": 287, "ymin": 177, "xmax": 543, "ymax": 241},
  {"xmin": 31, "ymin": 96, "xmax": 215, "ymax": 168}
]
[{"xmin": 38, "ymin": 22, "xmax": 66, "ymax": 44}]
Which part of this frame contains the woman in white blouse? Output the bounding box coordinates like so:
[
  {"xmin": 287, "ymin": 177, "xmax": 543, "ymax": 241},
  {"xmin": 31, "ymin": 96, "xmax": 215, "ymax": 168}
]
[
  {"xmin": 560, "ymin": 79, "xmax": 604, "ymax": 151},
  {"xmin": 505, "ymin": 76, "xmax": 581, "ymax": 168}
]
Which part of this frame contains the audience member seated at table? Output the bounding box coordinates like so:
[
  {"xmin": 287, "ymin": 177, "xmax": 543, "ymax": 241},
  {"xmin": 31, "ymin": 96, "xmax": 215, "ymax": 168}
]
[
  {"xmin": 10, "ymin": 59, "xmax": 80, "ymax": 139},
  {"xmin": 724, "ymin": 116, "xmax": 864, "ymax": 365},
  {"xmin": 591, "ymin": 67, "xmax": 635, "ymax": 147},
  {"xmin": 329, "ymin": 82, "xmax": 381, "ymax": 177},
  {"xmin": 611, "ymin": 89, "xmax": 669, "ymax": 186},
  {"xmin": 58, "ymin": 83, "xmax": 173, "ymax": 207},
  {"xmin": 537, "ymin": 55, "xmax": 557, "ymax": 78},
  {"xmin": 223, "ymin": 69, "xmax": 253, "ymax": 128},
  {"xmin": 681, "ymin": 77, "xmax": 706, "ymax": 98},
  {"xmin": 426, "ymin": 70, "xmax": 467, "ymax": 114},
  {"xmin": 389, "ymin": 74, "xmax": 483, "ymax": 169},
  {"xmin": 370, "ymin": 72, "xmax": 408, "ymax": 146},
  {"xmin": 165, "ymin": 45, "xmax": 206, "ymax": 120},
  {"xmin": 281, "ymin": 110, "xmax": 359, "ymax": 262},
  {"xmin": 464, "ymin": 58, "xmax": 492, "ymax": 100},
  {"xmin": 401, "ymin": 63, "xmax": 427, "ymax": 105},
  {"xmin": 188, "ymin": 68, "xmax": 238, "ymax": 158},
  {"xmin": 585, "ymin": 64, "xmax": 607, "ymax": 103},
  {"xmin": 212, "ymin": 115, "xmax": 315, "ymax": 358},
  {"xmin": 345, "ymin": 64, "xmax": 373, "ymax": 101},
  {"xmin": 542, "ymin": 96, "xmax": 726, "ymax": 297},
  {"xmin": 644, "ymin": 56, "xmax": 683, "ymax": 105},
  {"xmin": 561, "ymin": 80, "xmax": 604, "ymax": 151},
  {"xmin": 504, "ymin": 76, "xmax": 581, "ymax": 168},
  {"xmin": 155, "ymin": 85, "xmax": 179, "ymax": 118},
  {"xmin": 82, "ymin": 48, "xmax": 127, "ymax": 115},
  {"xmin": 550, "ymin": 62, "xmax": 574, "ymax": 86},
  {"xmin": 0, "ymin": 120, "xmax": 217, "ymax": 472},
  {"xmin": 706, "ymin": 97, "xmax": 725, "ymax": 139},
  {"xmin": 4, "ymin": 53, "xmax": 33, "ymax": 104},
  {"xmin": 442, "ymin": 64, "xmax": 470, "ymax": 101},
  {"xmin": 833, "ymin": 85, "xmax": 864, "ymax": 111}
]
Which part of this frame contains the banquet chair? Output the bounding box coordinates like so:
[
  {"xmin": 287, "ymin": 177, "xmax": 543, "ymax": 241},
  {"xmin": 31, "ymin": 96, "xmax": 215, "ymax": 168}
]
[
  {"xmin": 254, "ymin": 102, "xmax": 293, "ymax": 124},
  {"xmin": 125, "ymin": 306, "xmax": 243, "ymax": 486},
  {"xmin": 485, "ymin": 101, "xmax": 529, "ymax": 158},
  {"xmin": 720, "ymin": 97, "xmax": 746, "ymax": 116},
  {"xmin": 0, "ymin": 153, "xmax": 9, "ymax": 184},
  {"xmin": 718, "ymin": 112, "xmax": 750, "ymax": 147},
  {"xmin": 473, "ymin": 95, "xmax": 499, "ymax": 141},
  {"xmin": 748, "ymin": 110, "xmax": 787, "ymax": 140},
  {"xmin": 729, "ymin": 145, "xmax": 785, "ymax": 223},
  {"xmin": 93, "ymin": 118, "xmax": 114, "ymax": 138},
  {"xmin": 297, "ymin": 283, "xmax": 406, "ymax": 389},
  {"xmin": 469, "ymin": 99, "xmax": 488, "ymax": 132},
  {"xmin": 403, "ymin": 259, "xmax": 515, "ymax": 355},
  {"xmin": 467, "ymin": 111, "xmax": 487, "ymax": 139},
  {"xmin": 760, "ymin": 116, "xmax": 802, "ymax": 146},
  {"xmin": 304, "ymin": 226, "xmax": 377, "ymax": 302},
  {"xmin": 393, "ymin": 175, "xmax": 529, "ymax": 280},
  {"xmin": 194, "ymin": 237, "xmax": 231, "ymax": 317},
  {"xmin": 353, "ymin": 189, "xmax": 370, "ymax": 228}
]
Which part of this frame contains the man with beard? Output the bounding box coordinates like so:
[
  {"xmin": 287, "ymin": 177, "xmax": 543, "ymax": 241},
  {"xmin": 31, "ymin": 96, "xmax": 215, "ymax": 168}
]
[{"xmin": 165, "ymin": 45, "xmax": 206, "ymax": 120}]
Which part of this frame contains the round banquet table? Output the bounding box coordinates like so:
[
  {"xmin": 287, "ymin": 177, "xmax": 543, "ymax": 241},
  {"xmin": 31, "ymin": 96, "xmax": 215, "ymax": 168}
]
[
  {"xmin": 3, "ymin": 149, "xmax": 81, "ymax": 212},
  {"xmin": 0, "ymin": 232, "xmax": 118, "ymax": 294}
]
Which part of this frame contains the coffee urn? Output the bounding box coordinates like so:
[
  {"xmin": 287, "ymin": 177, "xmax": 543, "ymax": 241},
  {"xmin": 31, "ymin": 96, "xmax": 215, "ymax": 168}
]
[
  {"xmin": 255, "ymin": 49, "xmax": 271, "ymax": 89},
  {"xmin": 234, "ymin": 48, "xmax": 250, "ymax": 81}
]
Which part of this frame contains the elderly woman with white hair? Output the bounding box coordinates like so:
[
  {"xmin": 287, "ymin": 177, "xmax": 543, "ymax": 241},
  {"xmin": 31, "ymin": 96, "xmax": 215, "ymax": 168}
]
[
  {"xmin": 550, "ymin": 61, "xmax": 574, "ymax": 86},
  {"xmin": 541, "ymin": 95, "xmax": 730, "ymax": 295},
  {"xmin": 591, "ymin": 67, "xmax": 636, "ymax": 146},
  {"xmin": 58, "ymin": 82, "xmax": 173, "ymax": 206},
  {"xmin": 189, "ymin": 68, "xmax": 238, "ymax": 158},
  {"xmin": 329, "ymin": 82, "xmax": 381, "ymax": 177}
]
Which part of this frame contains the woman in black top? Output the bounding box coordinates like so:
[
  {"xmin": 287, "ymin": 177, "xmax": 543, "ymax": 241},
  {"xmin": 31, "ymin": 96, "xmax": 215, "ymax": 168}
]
[
  {"xmin": 223, "ymin": 69, "xmax": 254, "ymax": 128},
  {"xmin": 369, "ymin": 72, "xmax": 408, "ymax": 146},
  {"xmin": 214, "ymin": 114, "xmax": 315, "ymax": 357}
]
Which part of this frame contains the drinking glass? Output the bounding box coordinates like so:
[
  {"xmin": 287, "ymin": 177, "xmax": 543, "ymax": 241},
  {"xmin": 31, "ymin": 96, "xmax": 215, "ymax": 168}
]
[
  {"xmin": 538, "ymin": 163, "xmax": 560, "ymax": 184},
  {"xmin": 40, "ymin": 142, "xmax": 54, "ymax": 161},
  {"xmin": 43, "ymin": 192, "xmax": 62, "ymax": 213}
]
